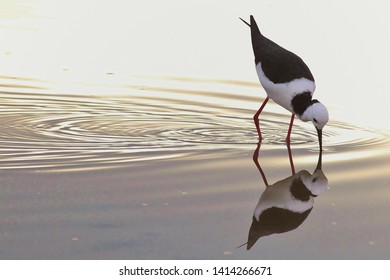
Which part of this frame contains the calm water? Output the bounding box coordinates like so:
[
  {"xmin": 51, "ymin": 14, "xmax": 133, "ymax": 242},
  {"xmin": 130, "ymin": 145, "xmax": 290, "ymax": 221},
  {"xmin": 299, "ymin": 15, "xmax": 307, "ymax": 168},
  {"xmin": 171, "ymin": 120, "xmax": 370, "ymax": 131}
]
[{"xmin": 0, "ymin": 75, "xmax": 389, "ymax": 259}]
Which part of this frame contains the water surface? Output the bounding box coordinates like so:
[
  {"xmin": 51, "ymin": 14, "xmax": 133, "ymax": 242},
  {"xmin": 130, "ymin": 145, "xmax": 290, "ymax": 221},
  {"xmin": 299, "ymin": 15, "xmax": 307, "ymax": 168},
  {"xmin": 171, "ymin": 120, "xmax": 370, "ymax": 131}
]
[{"xmin": 0, "ymin": 75, "xmax": 389, "ymax": 259}]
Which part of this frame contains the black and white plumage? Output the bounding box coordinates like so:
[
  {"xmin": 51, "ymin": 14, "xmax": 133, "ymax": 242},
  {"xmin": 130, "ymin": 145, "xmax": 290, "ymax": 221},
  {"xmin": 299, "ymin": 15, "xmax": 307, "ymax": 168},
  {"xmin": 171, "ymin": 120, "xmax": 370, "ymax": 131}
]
[
  {"xmin": 240, "ymin": 15, "xmax": 329, "ymax": 150},
  {"xmin": 243, "ymin": 143, "xmax": 327, "ymax": 250},
  {"xmin": 246, "ymin": 166, "xmax": 327, "ymax": 250}
]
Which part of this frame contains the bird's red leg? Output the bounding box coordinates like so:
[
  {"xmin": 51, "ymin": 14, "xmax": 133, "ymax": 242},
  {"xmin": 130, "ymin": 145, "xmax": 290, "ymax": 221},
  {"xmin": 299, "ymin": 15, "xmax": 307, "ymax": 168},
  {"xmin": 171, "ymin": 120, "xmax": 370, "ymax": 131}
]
[
  {"xmin": 253, "ymin": 97, "xmax": 269, "ymax": 141},
  {"xmin": 285, "ymin": 113, "xmax": 295, "ymax": 144}
]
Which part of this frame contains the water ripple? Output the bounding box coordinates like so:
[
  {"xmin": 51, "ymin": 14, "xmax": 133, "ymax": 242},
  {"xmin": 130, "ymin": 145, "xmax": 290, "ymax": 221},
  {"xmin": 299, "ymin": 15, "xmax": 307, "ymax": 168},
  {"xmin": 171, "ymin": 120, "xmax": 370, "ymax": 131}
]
[{"xmin": 0, "ymin": 77, "xmax": 388, "ymax": 172}]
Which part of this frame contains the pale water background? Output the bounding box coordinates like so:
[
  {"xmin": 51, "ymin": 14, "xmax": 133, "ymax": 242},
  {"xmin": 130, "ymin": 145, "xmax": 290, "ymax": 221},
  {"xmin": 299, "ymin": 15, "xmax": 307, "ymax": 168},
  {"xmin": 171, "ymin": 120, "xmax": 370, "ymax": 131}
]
[{"xmin": 0, "ymin": 0, "xmax": 389, "ymax": 259}]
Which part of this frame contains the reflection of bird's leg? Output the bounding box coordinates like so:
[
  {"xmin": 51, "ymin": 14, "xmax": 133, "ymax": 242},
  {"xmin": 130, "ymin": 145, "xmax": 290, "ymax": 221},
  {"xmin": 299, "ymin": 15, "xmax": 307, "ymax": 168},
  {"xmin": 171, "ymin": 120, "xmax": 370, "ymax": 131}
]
[
  {"xmin": 285, "ymin": 114, "xmax": 295, "ymax": 144},
  {"xmin": 253, "ymin": 141, "xmax": 269, "ymax": 186},
  {"xmin": 253, "ymin": 97, "xmax": 269, "ymax": 140},
  {"xmin": 287, "ymin": 144, "xmax": 295, "ymax": 175}
]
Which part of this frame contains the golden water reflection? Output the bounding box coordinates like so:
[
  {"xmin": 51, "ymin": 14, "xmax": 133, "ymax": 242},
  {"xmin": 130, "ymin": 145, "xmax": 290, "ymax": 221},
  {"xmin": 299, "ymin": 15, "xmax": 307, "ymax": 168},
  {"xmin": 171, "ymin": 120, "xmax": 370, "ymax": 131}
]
[{"xmin": 0, "ymin": 75, "xmax": 389, "ymax": 172}]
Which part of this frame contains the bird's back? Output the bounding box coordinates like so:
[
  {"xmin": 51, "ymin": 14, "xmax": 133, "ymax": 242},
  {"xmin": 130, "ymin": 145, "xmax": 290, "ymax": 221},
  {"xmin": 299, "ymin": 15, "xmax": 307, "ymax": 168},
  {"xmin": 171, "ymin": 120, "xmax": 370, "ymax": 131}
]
[{"xmin": 249, "ymin": 15, "xmax": 315, "ymax": 84}]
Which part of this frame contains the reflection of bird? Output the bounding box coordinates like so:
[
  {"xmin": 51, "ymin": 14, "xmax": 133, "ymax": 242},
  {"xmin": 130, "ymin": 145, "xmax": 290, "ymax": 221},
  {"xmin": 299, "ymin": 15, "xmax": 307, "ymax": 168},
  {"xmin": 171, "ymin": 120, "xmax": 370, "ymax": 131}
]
[
  {"xmin": 242, "ymin": 143, "xmax": 328, "ymax": 250},
  {"xmin": 240, "ymin": 16, "xmax": 329, "ymax": 151}
]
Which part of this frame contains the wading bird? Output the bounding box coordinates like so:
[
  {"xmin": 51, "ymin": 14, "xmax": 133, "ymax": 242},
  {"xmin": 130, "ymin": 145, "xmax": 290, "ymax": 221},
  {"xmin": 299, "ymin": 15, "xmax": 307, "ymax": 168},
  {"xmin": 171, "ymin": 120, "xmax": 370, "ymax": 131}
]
[{"xmin": 240, "ymin": 16, "xmax": 329, "ymax": 150}]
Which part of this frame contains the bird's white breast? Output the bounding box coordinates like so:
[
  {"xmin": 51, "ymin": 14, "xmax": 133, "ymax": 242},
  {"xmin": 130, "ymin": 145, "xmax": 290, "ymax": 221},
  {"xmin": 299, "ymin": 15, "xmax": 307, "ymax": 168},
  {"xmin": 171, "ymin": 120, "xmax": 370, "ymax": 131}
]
[{"xmin": 256, "ymin": 63, "xmax": 316, "ymax": 112}]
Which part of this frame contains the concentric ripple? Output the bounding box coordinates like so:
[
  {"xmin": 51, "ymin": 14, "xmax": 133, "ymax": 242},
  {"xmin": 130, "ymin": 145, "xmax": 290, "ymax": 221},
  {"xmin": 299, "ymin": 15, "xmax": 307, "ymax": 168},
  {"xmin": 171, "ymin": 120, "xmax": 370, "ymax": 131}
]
[{"xmin": 0, "ymin": 76, "xmax": 388, "ymax": 172}]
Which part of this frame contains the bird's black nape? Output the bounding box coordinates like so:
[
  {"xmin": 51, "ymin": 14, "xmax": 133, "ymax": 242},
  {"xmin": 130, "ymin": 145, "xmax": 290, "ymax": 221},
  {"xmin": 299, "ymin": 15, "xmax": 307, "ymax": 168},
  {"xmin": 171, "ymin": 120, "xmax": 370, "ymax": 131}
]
[{"xmin": 291, "ymin": 92, "xmax": 314, "ymax": 117}]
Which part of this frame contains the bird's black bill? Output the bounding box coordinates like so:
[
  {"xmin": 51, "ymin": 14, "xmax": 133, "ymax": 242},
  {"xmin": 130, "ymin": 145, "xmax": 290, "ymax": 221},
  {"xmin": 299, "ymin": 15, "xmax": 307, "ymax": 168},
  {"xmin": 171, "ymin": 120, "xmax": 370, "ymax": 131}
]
[{"xmin": 316, "ymin": 128, "xmax": 323, "ymax": 152}]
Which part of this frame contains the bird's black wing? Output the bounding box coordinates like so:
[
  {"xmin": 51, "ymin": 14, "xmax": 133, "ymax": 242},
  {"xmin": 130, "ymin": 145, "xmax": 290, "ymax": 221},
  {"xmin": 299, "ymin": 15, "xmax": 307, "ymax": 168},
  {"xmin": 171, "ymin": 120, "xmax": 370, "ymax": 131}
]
[{"xmin": 257, "ymin": 39, "xmax": 315, "ymax": 84}]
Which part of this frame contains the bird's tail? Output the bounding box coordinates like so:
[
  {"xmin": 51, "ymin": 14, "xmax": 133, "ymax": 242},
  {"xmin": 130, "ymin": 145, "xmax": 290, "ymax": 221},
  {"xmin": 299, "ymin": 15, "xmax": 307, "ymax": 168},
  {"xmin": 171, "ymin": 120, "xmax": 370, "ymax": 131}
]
[
  {"xmin": 236, "ymin": 241, "xmax": 247, "ymax": 249},
  {"xmin": 239, "ymin": 17, "xmax": 251, "ymax": 27},
  {"xmin": 239, "ymin": 16, "xmax": 263, "ymax": 37},
  {"xmin": 240, "ymin": 15, "xmax": 264, "ymax": 63},
  {"xmin": 249, "ymin": 15, "xmax": 262, "ymax": 37}
]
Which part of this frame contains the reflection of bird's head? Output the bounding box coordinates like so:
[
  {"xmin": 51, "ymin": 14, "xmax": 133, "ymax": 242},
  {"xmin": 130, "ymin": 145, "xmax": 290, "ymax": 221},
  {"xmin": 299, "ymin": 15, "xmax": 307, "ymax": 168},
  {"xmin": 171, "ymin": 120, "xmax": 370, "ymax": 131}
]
[{"xmin": 301, "ymin": 169, "xmax": 328, "ymax": 196}]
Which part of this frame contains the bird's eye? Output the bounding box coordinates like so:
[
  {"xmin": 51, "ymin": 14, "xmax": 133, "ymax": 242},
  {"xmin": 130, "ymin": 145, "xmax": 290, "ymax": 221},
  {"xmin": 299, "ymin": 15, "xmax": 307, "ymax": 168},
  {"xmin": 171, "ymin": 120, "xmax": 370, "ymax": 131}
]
[{"xmin": 313, "ymin": 118, "xmax": 318, "ymax": 123}]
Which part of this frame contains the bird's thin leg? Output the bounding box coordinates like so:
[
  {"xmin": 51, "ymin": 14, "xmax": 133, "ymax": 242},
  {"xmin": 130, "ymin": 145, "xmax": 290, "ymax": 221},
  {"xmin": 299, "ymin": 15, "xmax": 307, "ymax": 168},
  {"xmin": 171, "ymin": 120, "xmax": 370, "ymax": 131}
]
[
  {"xmin": 287, "ymin": 143, "xmax": 296, "ymax": 175},
  {"xmin": 253, "ymin": 97, "xmax": 269, "ymax": 140},
  {"xmin": 253, "ymin": 141, "xmax": 269, "ymax": 187},
  {"xmin": 285, "ymin": 113, "xmax": 295, "ymax": 144}
]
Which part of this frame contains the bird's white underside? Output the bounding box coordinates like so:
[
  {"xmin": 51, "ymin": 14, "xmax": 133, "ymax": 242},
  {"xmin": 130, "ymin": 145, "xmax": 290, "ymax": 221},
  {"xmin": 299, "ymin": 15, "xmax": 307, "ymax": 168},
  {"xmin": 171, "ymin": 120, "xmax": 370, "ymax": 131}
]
[
  {"xmin": 256, "ymin": 63, "xmax": 316, "ymax": 113},
  {"xmin": 253, "ymin": 172, "xmax": 315, "ymax": 220}
]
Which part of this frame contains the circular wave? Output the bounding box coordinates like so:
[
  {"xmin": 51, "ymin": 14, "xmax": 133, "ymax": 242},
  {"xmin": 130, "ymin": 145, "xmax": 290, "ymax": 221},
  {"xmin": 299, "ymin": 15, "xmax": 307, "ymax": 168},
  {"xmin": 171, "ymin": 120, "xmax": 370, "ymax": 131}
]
[{"xmin": 0, "ymin": 78, "xmax": 388, "ymax": 171}]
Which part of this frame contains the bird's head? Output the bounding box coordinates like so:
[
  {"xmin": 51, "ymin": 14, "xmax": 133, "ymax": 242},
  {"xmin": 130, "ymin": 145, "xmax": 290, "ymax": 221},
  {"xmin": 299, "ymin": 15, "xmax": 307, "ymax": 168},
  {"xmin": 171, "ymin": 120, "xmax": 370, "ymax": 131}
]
[
  {"xmin": 301, "ymin": 101, "xmax": 329, "ymax": 150},
  {"xmin": 302, "ymin": 101, "xmax": 329, "ymax": 130}
]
